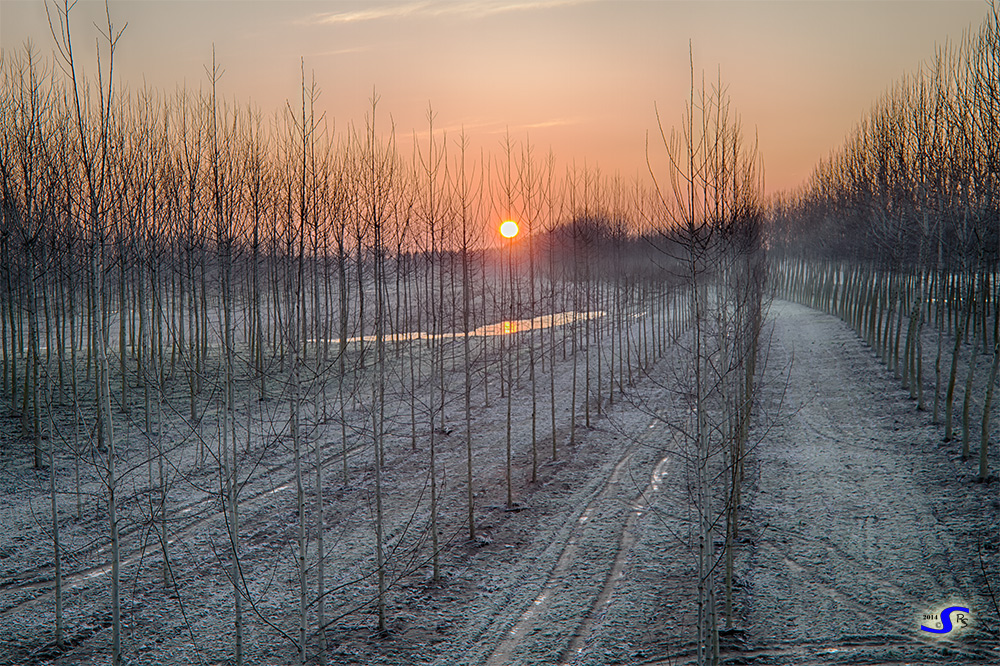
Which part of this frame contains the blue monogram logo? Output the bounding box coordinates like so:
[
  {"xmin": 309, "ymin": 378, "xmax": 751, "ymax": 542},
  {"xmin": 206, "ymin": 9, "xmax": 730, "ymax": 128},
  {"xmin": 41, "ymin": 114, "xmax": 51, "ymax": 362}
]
[{"xmin": 920, "ymin": 606, "xmax": 970, "ymax": 634}]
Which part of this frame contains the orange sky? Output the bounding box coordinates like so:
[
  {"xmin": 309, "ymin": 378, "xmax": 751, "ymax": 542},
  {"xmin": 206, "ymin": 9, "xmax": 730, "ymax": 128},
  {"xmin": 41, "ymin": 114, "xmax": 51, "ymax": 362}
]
[{"xmin": 1, "ymin": 0, "xmax": 992, "ymax": 196}]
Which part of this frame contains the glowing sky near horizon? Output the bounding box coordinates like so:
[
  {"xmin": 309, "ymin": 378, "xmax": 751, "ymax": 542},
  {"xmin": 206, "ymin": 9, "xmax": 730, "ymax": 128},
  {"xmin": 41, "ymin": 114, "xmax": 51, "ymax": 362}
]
[{"xmin": 1, "ymin": 0, "xmax": 991, "ymax": 195}]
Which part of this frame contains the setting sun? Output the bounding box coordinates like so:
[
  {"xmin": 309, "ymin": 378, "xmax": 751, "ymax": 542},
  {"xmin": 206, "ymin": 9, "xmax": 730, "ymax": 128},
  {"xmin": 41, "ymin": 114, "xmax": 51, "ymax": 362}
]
[
  {"xmin": 500, "ymin": 220, "xmax": 519, "ymax": 238},
  {"xmin": 3, "ymin": 2, "xmax": 996, "ymax": 664}
]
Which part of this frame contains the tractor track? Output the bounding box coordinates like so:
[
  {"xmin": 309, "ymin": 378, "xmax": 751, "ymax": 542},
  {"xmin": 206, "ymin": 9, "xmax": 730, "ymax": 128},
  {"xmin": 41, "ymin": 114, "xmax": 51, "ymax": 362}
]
[{"xmin": 481, "ymin": 419, "xmax": 674, "ymax": 666}]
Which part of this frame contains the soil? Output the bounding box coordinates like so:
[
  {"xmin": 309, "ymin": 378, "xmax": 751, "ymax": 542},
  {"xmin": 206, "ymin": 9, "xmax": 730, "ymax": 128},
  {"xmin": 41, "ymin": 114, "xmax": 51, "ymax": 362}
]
[
  {"xmin": 1, "ymin": 299, "xmax": 998, "ymax": 666},
  {"xmin": 726, "ymin": 300, "xmax": 1000, "ymax": 665}
]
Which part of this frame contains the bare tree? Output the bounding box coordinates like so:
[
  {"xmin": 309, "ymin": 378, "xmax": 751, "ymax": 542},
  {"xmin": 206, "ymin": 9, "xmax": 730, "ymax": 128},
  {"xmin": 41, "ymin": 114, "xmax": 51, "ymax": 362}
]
[{"xmin": 648, "ymin": 51, "xmax": 765, "ymax": 665}]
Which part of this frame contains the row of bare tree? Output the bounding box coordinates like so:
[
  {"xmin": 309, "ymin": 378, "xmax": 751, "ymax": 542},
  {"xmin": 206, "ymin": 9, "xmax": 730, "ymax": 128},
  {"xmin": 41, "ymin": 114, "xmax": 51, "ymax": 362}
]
[
  {"xmin": 770, "ymin": 5, "xmax": 1000, "ymax": 482},
  {"xmin": 0, "ymin": 23, "xmax": 694, "ymax": 666},
  {"xmin": 1, "ymin": 7, "xmax": 769, "ymax": 666},
  {"xmin": 646, "ymin": 58, "xmax": 768, "ymax": 664}
]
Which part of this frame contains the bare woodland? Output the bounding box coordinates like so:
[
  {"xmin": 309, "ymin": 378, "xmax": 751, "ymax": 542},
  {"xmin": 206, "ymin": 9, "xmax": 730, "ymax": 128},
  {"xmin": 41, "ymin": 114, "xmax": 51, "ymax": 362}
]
[{"xmin": 2, "ymin": 2, "xmax": 999, "ymax": 666}]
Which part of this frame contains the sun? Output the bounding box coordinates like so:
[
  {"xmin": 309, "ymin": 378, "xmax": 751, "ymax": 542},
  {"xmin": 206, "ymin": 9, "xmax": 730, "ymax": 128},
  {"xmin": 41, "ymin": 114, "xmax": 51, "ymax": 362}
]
[{"xmin": 500, "ymin": 220, "xmax": 519, "ymax": 238}]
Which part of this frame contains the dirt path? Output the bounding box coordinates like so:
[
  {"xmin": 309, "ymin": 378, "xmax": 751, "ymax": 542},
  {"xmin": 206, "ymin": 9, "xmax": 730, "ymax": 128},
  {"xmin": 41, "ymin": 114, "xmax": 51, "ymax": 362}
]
[
  {"xmin": 480, "ymin": 434, "xmax": 672, "ymax": 666},
  {"xmin": 735, "ymin": 300, "xmax": 999, "ymax": 664},
  {"xmin": 480, "ymin": 450, "xmax": 641, "ymax": 666},
  {"xmin": 553, "ymin": 299, "xmax": 999, "ymax": 666}
]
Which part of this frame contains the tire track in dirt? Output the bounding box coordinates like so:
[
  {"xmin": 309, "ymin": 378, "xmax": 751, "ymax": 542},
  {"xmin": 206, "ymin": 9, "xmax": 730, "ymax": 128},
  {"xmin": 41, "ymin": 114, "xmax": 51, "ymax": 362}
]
[
  {"xmin": 647, "ymin": 635, "xmax": 986, "ymax": 666},
  {"xmin": 558, "ymin": 453, "xmax": 672, "ymax": 666},
  {"xmin": 752, "ymin": 542, "xmax": 995, "ymax": 662},
  {"xmin": 482, "ymin": 449, "xmax": 640, "ymax": 666},
  {"xmin": 481, "ymin": 420, "xmax": 673, "ymax": 666}
]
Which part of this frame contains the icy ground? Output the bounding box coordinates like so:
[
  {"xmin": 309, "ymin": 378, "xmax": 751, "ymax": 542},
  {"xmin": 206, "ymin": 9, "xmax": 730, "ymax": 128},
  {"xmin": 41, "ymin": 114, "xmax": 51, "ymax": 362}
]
[
  {"xmin": 469, "ymin": 300, "xmax": 1000, "ymax": 665},
  {"xmin": 2, "ymin": 300, "xmax": 998, "ymax": 665}
]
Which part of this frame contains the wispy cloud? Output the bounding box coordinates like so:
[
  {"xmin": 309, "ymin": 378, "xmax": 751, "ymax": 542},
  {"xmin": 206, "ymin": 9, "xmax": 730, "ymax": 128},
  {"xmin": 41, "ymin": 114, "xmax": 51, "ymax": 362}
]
[
  {"xmin": 408, "ymin": 116, "xmax": 586, "ymax": 138},
  {"xmin": 408, "ymin": 118, "xmax": 507, "ymax": 140},
  {"xmin": 311, "ymin": 0, "xmax": 593, "ymax": 26},
  {"xmin": 312, "ymin": 46, "xmax": 374, "ymax": 57},
  {"xmin": 313, "ymin": 2, "xmax": 433, "ymax": 25},
  {"xmin": 522, "ymin": 116, "xmax": 584, "ymax": 130}
]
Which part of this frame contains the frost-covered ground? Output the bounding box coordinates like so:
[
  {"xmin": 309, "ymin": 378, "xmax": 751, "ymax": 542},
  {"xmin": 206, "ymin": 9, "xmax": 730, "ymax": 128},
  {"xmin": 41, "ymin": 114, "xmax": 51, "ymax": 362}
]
[
  {"xmin": 2, "ymin": 299, "xmax": 998, "ymax": 665},
  {"xmin": 733, "ymin": 301, "xmax": 999, "ymax": 665},
  {"xmin": 0, "ymin": 306, "xmax": 673, "ymax": 666},
  {"xmin": 571, "ymin": 300, "xmax": 1000, "ymax": 666}
]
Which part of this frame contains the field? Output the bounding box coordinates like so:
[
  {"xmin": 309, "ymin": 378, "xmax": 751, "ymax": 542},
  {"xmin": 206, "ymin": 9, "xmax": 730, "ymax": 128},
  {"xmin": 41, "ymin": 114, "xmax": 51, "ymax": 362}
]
[
  {"xmin": 4, "ymin": 3, "xmax": 1000, "ymax": 664},
  {"xmin": 3, "ymin": 293, "xmax": 999, "ymax": 665}
]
